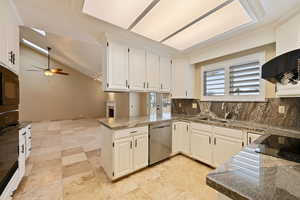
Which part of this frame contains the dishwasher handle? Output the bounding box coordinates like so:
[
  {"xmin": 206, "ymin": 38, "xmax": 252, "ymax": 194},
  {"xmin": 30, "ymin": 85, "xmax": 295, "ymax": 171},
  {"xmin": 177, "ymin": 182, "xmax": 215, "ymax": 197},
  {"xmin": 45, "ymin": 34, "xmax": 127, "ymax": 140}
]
[{"xmin": 151, "ymin": 125, "xmax": 171, "ymax": 129}]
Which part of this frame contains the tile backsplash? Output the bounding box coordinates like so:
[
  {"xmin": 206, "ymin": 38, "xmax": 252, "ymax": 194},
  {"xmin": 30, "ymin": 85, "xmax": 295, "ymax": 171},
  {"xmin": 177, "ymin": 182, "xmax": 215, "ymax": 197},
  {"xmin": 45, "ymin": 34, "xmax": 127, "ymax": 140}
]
[{"xmin": 172, "ymin": 98, "xmax": 300, "ymax": 130}]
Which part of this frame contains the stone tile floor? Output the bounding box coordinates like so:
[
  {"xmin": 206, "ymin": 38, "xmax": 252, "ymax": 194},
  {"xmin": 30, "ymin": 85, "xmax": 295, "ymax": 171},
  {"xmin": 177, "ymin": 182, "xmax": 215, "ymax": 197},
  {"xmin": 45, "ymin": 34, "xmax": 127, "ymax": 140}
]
[{"xmin": 13, "ymin": 119, "xmax": 217, "ymax": 200}]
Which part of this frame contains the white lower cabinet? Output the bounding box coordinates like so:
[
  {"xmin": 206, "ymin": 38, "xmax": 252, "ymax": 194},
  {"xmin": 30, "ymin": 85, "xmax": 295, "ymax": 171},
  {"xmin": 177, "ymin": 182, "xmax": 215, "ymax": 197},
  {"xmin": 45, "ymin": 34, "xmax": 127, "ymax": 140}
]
[
  {"xmin": 212, "ymin": 135, "xmax": 244, "ymax": 167},
  {"xmin": 191, "ymin": 129, "xmax": 213, "ymax": 166},
  {"xmin": 189, "ymin": 123, "xmax": 245, "ymax": 168},
  {"xmin": 133, "ymin": 134, "xmax": 148, "ymax": 170},
  {"xmin": 172, "ymin": 122, "xmax": 190, "ymax": 155},
  {"xmin": 113, "ymin": 137, "xmax": 133, "ymax": 178},
  {"xmin": 102, "ymin": 126, "xmax": 148, "ymax": 180}
]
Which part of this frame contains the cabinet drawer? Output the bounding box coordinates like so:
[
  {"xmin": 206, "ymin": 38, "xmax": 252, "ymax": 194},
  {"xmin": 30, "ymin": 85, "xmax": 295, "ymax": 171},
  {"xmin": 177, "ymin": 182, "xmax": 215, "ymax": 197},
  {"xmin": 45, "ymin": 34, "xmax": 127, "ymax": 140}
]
[
  {"xmin": 114, "ymin": 126, "xmax": 148, "ymax": 139},
  {"xmin": 214, "ymin": 127, "xmax": 243, "ymax": 139},
  {"xmin": 191, "ymin": 122, "xmax": 212, "ymax": 132}
]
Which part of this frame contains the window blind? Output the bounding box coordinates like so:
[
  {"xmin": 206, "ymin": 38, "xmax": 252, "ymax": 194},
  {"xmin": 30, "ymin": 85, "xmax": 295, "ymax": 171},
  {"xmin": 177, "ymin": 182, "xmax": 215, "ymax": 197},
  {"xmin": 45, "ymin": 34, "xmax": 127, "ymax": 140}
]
[
  {"xmin": 229, "ymin": 62, "xmax": 260, "ymax": 96},
  {"xmin": 204, "ymin": 69, "xmax": 225, "ymax": 96}
]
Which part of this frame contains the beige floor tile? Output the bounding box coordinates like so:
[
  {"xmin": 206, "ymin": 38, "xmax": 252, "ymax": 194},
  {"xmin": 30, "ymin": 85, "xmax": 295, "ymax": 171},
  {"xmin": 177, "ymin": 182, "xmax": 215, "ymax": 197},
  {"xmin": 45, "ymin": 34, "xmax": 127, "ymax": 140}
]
[
  {"xmin": 63, "ymin": 160, "xmax": 92, "ymax": 178},
  {"xmin": 13, "ymin": 119, "xmax": 217, "ymax": 200},
  {"xmin": 62, "ymin": 153, "xmax": 87, "ymax": 166},
  {"xmin": 62, "ymin": 147, "xmax": 84, "ymax": 157}
]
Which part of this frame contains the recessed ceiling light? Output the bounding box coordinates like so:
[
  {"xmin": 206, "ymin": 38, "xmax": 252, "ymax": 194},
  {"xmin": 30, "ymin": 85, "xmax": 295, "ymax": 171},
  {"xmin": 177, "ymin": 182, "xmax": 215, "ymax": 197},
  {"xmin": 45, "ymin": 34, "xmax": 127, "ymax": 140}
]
[
  {"xmin": 22, "ymin": 39, "xmax": 48, "ymax": 54},
  {"xmin": 132, "ymin": 0, "xmax": 228, "ymax": 42},
  {"xmin": 82, "ymin": 0, "xmax": 154, "ymax": 29},
  {"xmin": 31, "ymin": 28, "xmax": 46, "ymax": 36},
  {"xmin": 163, "ymin": 1, "xmax": 253, "ymax": 50}
]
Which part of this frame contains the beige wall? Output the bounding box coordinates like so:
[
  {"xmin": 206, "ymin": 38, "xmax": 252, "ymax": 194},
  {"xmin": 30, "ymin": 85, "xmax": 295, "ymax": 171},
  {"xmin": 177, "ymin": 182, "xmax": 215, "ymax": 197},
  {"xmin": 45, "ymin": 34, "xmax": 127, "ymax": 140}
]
[
  {"xmin": 20, "ymin": 45, "xmax": 107, "ymax": 122},
  {"xmin": 194, "ymin": 43, "xmax": 276, "ymax": 99}
]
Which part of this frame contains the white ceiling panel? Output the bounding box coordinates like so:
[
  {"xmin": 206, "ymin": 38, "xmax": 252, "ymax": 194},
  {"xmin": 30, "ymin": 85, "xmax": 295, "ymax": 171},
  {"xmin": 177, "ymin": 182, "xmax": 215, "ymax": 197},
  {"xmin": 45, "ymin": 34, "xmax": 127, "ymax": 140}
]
[
  {"xmin": 163, "ymin": 0, "xmax": 253, "ymax": 50},
  {"xmin": 132, "ymin": 0, "xmax": 228, "ymax": 42},
  {"xmin": 82, "ymin": 0, "xmax": 153, "ymax": 29}
]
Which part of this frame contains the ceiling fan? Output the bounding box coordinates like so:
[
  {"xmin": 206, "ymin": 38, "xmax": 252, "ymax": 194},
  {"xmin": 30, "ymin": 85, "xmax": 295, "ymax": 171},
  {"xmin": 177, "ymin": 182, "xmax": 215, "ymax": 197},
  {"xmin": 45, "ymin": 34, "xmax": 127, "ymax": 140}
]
[{"xmin": 27, "ymin": 47, "xmax": 69, "ymax": 76}]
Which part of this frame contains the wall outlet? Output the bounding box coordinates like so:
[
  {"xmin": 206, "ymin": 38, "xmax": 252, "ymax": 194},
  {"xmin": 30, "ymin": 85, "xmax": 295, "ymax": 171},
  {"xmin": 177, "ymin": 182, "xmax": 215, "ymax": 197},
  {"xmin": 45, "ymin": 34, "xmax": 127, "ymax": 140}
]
[
  {"xmin": 178, "ymin": 103, "xmax": 182, "ymax": 108},
  {"xmin": 192, "ymin": 103, "xmax": 198, "ymax": 109},
  {"xmin": 278, "ymin": 106, "xmax": 285, "ymax": 114}
]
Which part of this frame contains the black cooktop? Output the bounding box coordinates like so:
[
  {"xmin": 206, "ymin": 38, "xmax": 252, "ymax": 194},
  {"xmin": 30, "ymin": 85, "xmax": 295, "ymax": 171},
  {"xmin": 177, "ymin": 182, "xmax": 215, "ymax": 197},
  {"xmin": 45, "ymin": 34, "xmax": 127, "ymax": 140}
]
[{"xmin": 255, "ymin": 135, "xmax": 300, "ymax": 163}]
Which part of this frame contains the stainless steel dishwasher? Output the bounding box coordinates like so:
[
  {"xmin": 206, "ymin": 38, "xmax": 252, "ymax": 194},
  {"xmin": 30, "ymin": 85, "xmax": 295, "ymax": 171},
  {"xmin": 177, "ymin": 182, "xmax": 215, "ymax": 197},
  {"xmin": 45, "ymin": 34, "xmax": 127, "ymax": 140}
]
[{"xmin": 149, "ymin": 121, "xmax": 172, "ymax": 165}]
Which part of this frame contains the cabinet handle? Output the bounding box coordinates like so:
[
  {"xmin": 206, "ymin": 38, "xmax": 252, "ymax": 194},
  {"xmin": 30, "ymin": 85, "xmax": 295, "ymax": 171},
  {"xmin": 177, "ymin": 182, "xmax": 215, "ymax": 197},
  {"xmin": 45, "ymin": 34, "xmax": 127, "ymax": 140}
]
[
  {"xmin": 214, "ymin": 138, "xmax": 216, "ymax": 145},
  {"xmin": 249, "ymin": 137, "xmax": 252, "ymax": 144},
  {"xmin": 186, "ymin": 125, "xmax": 188, "ymax": 132},
  {"xmin": 209, "ymin": 137, "xmax": 211, "ymax": 144},
  {"xmin": 186, "ymin": 91, "xmax": 188, "ymax": 97},
  {"xmin": 8, "ymin": 51, "xmax": 13, "ymax": 63},
  {"xmin": 130, "ymin": 141, "xmax": 133, "ymax": 149},
  {"xmin": 135, "ymin": 139, "xmax": 137, "ymax": 148},
  {"xmin": 126, "ymin": 80, "xmax": 128, "ymax": 88},
  {"xmin": 161, "ymin": 84, "xmax": 163, "ymax": 89},
  {"xmin": 130, "ymin": 131, "xmax": 137, "ymax": 134},
  {"xmin": 21, "ymin": 145, "xmax": 25, "ymax": 154},
  {"xmin": 147, "ymin": 82, "xmax": 149, "ymax": 88},
  {"xmin": 143, "ymin": 82, "xmax": 146, "ymax": 88},
  {"xmin": 242, "ymin": 141, "xmax": 245, "ymax": 147}
]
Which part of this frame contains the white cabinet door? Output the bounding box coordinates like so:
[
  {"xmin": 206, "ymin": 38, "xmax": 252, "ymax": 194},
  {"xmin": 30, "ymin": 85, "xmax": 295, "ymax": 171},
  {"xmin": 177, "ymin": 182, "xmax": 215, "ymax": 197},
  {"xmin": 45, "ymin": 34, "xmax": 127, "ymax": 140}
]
[
  {"xmin": 146, "ymin": 52, "xmax": 160, "ymax": 91},
  {"xmin": 0, "ymin": 2, "xmax": 7, "ymax": 66},
  {"xmin": 182, "ymin": 123, "xmax": 190, "ymax": 155},
  {"xmin": 190, "ymin": 129, "xmax": 213, "ymax": 165},
  {"xmin": 172, "ymin": 122, "xmax": 190, "ymax": 154},
  {"xmin": 172, "ymin": 123, "xmax": 181, "ymax": 154},
  {"xmin": 213, "ymin": 136, "xmax": 243, "ymax": 167},
  {"xmin": 113, "ymin": 137, "xmax": 133, "ymax": 178},
  {"xmin": 247, "ymin": 133, "xmax": 261, "ymax": 145},
  {"xmin": 133, "ymin": 134, "xmax": 148, "ymax": 170},
  {"xmin": 19, "ymin": 129, "xmax": 26, "ymax": 180},
  {"xmin": 172, "ymin": 59, "xmax": 194, "ymax": 98},
  {"xmin": 107, "ymin": 42, "xmax": 129, "ymax": 91},
  {"xmin": 129, "ymin": 48, "xmax": 146, "ymax": 91},
  {"xmin": 159, "ymin": 57, "xmax": 172, "ymax": 93}
]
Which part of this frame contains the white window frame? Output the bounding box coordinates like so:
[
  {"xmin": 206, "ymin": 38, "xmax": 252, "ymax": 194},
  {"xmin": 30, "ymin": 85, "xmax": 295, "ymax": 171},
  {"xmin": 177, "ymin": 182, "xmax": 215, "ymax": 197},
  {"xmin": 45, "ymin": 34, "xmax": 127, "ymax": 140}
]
[{"xmin": 201, "ymin": 52, "xmax": 266, "ymax": 102}]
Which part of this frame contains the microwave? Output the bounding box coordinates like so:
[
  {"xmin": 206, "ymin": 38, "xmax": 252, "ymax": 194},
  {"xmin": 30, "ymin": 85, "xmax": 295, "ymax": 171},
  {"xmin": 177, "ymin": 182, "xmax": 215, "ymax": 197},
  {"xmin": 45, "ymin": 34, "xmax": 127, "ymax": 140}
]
[{"xmin": 0, "ymin": 66, "xmax": 19, "ymax": 113}]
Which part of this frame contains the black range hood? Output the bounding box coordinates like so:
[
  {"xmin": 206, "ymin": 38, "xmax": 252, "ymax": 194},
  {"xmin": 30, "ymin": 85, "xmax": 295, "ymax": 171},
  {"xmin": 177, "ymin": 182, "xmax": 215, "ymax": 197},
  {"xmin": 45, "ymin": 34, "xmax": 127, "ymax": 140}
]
[{"xmin": 262, "ymin": 49, "xmax": 300, "ymax": 84}]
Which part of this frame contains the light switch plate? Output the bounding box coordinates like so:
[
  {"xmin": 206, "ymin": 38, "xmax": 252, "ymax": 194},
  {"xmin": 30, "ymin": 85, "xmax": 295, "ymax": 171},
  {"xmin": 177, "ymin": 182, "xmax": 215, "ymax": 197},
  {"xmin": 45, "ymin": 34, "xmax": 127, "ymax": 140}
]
[
  {"xmin": 178, "ymin": 103, "xmax": 182, "ymax": 108},
  {"xmin": 192, "ymin": 103, "xmax": 198, "ymax": 109},
  {"xmin": 278, "ymin": 106, "xmax": 285, "ymax": 114}
]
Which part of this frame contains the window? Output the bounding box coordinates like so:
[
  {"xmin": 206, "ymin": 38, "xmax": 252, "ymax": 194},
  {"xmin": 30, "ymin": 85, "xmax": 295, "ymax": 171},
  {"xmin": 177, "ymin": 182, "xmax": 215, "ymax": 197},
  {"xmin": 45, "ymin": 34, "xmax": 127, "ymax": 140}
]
[
  {"xmin": 229, "ymin": 62, "xmax": 260, "ymax": 96},
  {"xmin": 204, "ymin": 69, "xmax": 225, "ymax": 96},
  {"xmin": 201, "ymin": 52, "xmax": 266, "ymax": 102}
]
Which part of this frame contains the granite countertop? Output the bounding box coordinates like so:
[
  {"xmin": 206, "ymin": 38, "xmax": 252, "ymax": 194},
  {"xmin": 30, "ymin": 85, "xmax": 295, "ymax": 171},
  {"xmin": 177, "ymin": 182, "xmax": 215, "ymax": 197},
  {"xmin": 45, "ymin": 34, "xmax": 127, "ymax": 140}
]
[
  {"xmin": 207, "ymin": 134, "xmax": 300, "ymax": 200},
  {"xmin": 98, "ymin": 114, "xmax": 300, "ymax": 137}
]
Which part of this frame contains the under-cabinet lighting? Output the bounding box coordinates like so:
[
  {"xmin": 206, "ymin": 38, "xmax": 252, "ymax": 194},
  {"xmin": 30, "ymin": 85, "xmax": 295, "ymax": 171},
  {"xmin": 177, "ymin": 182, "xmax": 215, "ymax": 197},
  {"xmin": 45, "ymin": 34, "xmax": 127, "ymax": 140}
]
[
  {"xmin": 31, "ymin": 28, "xmax": 46, "ymax": 36},
  {"xmin": 163, "ymin": 1, "xmax": 252, "ymax": 50},
  {"xmin": 22, "ymin": 39, "xmax": 48, "ymax": 55},
  {"xmin": 132, "ymin": 0, "xmax": 228, "ymax": 42},
  {"xmin": 82, "ymin": 0, "xmax": 153, "ymax": 29}
]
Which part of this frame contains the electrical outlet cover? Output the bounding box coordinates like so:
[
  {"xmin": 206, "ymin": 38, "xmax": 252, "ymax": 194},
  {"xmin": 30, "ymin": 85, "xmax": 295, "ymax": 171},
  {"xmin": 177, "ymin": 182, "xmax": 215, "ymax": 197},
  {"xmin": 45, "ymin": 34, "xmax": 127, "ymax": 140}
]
[
  {"xmin": 179, "ymin": 103, "xmax": 182, "ymax": 108},
  {"xmin": 278, "ymin": 106, "xmax": 285, "ymax": 114},
  {"xmin": 192, "ymin": 103, "xmax": 197, "ymax": 109}
]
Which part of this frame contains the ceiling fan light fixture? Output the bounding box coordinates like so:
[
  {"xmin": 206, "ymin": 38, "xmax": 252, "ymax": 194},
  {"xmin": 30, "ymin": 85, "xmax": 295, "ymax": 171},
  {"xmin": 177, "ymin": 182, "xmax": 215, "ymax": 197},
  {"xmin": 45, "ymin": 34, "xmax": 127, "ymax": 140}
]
[{"xmin": 44, "ymin": 70, "xmax": 54, "ymax": 76}]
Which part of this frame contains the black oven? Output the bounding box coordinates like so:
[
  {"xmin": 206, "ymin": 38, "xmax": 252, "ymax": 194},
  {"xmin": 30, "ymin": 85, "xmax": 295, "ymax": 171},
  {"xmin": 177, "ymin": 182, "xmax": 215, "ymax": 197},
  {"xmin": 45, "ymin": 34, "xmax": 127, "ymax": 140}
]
[
  {"xmin": 0, "ymin": 65, "xmax": 19, "ymax": 195},
  {"xmin": 0, "ymin": 67, "xmax": 19, "ymax": 113}
]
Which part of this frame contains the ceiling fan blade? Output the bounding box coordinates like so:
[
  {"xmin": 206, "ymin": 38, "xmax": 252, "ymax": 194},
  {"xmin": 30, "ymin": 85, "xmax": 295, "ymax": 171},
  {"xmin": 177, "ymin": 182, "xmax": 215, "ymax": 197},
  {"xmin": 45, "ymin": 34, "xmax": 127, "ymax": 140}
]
[
  {"xmin": 26, "ymin": 69, "xmax": 42, "ymax": 72},
  {"xmin": 50, "ymin": 68, "xmax": 63, "ymax": 73},
  {"xmin": 55, "ymin": 71, "xmax": 69, "ymax": 76},
  {"xmin": 32, "ymin": 65, "xmax": 47, "ymax": 70}
]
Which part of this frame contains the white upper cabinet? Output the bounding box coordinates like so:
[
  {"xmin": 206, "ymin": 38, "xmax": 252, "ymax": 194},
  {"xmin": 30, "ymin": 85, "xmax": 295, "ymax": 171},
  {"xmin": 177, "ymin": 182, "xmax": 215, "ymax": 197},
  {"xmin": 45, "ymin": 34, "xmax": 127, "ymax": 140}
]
[
  {"xmin": 105, "ymin": 41, "xmax": 129, "ymax": 91},
  {"xmin": 0, "ymin": 0, "xmax": 20, "ymax": 74},
  {"xmin": 129, "ymin": 47, "xmax": 146, "ymax": 91},
  {"xmin": 172, "ymin": 59, "xmax": 195, "ymax": 98},
  {"xmin": 159, "ymin": 57, "xmax": 172, "ymax": 93},
  {"xmin": 146, "ymin": 52, "xmax": 160, "ymax": 91}
]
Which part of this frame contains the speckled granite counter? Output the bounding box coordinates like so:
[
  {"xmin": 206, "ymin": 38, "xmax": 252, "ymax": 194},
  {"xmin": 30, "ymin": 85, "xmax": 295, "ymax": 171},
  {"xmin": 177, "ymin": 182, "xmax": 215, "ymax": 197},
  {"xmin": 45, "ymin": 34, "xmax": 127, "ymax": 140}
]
[{"xmin": 207, "ymin": 134, "xmax": 300, "ymax": 200}]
